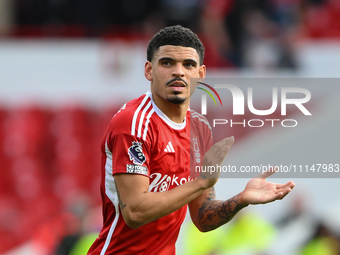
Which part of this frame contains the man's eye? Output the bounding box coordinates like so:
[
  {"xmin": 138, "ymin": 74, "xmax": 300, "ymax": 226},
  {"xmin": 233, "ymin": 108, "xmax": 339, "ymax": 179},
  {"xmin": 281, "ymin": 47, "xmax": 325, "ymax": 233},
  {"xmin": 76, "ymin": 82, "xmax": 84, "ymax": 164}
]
[
  {"xmin": 185, "ymin": 62, "xmax": 196, "ymax": 67},
  {"xmin": 162, "ymin": 61, "xmax": 172, "ymax": 66}
]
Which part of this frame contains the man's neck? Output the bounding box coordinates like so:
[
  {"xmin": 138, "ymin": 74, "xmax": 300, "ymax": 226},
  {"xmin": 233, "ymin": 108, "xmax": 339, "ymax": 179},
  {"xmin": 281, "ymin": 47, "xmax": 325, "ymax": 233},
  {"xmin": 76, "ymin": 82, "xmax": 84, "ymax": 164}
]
[{"xmin": 152, "ymin": 95, "xmax": 188, "ymax": 124}]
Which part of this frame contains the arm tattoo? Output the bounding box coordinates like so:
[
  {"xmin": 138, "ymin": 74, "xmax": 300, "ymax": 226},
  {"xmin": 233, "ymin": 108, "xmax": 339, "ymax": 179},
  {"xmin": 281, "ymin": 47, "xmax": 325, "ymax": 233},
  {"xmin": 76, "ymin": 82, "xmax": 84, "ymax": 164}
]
[
  {"xmin": 199, "ymin": 173, "xmax": 207, "ymax": 180},
  {"xmin": 197, "ymin": 194, "xmax": 247, "ymax": 231},
  {"xmin": 207, "ymin": 187, "xmax": 216, "ymax": 201},
  {"xmin": 115, "ymin": 183, "xmax": 127, "ymax": 210}
]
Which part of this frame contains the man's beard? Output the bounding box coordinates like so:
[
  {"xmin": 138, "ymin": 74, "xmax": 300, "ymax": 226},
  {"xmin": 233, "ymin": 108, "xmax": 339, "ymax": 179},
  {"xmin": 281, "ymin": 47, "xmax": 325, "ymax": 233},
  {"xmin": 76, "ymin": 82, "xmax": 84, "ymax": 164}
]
[
  {"xmin": 165, "ymin": 77, "xmax": 188, "ymax": 104},
  {"xmin": 167, "ymin": 93, "xmax": 186, "ymax": 104}
]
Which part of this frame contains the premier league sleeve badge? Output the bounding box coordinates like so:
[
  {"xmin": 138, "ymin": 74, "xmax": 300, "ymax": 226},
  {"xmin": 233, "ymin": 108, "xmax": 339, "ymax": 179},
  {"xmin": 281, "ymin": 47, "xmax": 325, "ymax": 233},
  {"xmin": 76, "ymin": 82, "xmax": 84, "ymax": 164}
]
[{"xmin": 128, "ymin": 141, "xmax": 146, "ymax": 165}]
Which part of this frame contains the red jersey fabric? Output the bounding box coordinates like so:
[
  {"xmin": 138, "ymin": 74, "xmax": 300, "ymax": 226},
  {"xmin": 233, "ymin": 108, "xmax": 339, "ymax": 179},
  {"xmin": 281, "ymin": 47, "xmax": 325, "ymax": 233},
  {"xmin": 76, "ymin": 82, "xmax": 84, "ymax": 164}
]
[{"xmin": 88, "ymin": 92, "xmax": 212, "ymax": 255}]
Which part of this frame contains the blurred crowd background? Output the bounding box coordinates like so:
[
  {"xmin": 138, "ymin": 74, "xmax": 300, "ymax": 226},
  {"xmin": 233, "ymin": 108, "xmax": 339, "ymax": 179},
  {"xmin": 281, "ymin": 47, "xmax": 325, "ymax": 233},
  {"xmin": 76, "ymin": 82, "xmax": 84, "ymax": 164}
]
[
  {"xmin": 0, "ymin": 0, "xmax": 340, "ymax": 254},
  {"xmin": 0, "ymin": 0, "xmax": 339, "ymax": 68}
]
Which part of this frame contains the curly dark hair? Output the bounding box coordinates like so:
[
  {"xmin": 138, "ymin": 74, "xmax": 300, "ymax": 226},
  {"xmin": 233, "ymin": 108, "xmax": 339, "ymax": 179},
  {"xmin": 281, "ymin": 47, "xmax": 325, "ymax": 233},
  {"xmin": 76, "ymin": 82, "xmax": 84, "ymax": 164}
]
[{"xmin": 146, "ymin": 25, "xmax": 205, "ymax": 65}]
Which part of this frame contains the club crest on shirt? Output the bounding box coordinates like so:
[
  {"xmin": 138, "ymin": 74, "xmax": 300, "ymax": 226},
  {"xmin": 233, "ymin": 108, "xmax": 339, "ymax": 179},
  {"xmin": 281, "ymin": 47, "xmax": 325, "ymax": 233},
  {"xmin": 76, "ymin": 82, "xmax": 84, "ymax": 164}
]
[{"xmin": 128, "ymin": 141, "xmax": 146, "ymax": 165}]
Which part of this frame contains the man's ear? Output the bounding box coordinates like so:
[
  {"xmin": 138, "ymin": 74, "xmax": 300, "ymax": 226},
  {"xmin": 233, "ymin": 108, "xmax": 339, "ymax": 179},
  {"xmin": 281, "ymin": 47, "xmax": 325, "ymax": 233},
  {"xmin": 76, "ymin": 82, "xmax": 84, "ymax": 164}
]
[
  {"xmin": 145, "ymin": 61, "xmax": 153, "ymax": 81},
  {"xmin": 199, "ymin": 64, "xmax": 206, "ymax": 80}
]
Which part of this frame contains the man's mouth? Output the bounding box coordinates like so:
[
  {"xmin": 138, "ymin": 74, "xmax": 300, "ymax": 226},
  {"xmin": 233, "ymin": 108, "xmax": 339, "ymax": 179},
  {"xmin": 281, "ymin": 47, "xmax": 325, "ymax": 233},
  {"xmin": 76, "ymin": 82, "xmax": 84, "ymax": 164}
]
[
  {"xmin": 167, "ymin": 78, "xmax": 188, "ymax": 87},
  {"xmin": 169, "ymin": 82, "xmax": 186, "ymax": 92},
  {"xmin": 169, "ymin": 81, "xmax": 186, "ymax": 87}
]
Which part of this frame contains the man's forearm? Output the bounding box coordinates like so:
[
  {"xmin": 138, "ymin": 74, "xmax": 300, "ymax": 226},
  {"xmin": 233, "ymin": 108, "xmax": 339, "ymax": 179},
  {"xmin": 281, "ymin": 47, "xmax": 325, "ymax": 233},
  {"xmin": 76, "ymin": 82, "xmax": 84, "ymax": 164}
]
[
  {"xmin": 115, "ymin": 174, "xmax": 212, "ymax": 229},
  {"xmin": 197, "ymin": 193, "xmax": 248, "ymax": 232}
]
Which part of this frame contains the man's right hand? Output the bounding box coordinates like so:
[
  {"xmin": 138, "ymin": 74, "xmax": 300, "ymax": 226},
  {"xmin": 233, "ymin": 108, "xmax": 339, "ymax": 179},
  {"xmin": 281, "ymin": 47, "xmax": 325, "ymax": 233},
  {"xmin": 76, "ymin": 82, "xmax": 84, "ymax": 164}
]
[{"xmin": 199, "ymin": 136, "xmax": 235, "ymax": 189}]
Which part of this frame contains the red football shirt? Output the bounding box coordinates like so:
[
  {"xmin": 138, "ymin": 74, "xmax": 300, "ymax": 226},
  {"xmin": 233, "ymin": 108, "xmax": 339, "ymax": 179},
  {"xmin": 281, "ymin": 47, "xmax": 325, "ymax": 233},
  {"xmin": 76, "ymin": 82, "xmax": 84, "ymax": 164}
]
[{"xmin": 88, "ymin": 92, "xmax": 212, "ymax": 255}]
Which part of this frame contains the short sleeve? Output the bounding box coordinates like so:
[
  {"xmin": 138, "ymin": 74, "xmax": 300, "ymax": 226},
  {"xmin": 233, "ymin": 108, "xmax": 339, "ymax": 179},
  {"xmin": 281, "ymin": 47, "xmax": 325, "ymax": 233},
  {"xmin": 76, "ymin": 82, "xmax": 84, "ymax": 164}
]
[{"xmin": 107, "ymin": 133, "xmax": 151, "ymax": 177}]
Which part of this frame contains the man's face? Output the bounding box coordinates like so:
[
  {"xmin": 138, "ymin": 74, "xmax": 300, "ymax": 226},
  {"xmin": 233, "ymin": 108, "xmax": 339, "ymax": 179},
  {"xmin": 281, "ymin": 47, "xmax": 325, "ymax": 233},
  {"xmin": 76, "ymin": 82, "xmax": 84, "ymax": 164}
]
[{"xmin": 145, "ymin": 45, "xmax": 206, "ymax": 106}]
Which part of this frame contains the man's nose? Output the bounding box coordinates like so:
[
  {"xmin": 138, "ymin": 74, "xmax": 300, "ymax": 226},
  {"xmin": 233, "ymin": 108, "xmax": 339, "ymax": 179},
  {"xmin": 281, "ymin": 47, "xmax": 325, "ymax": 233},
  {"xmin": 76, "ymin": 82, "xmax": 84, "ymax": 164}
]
[{"xmin": 172, "ymin": 63, "xmax": 185, "ymax": 77}]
